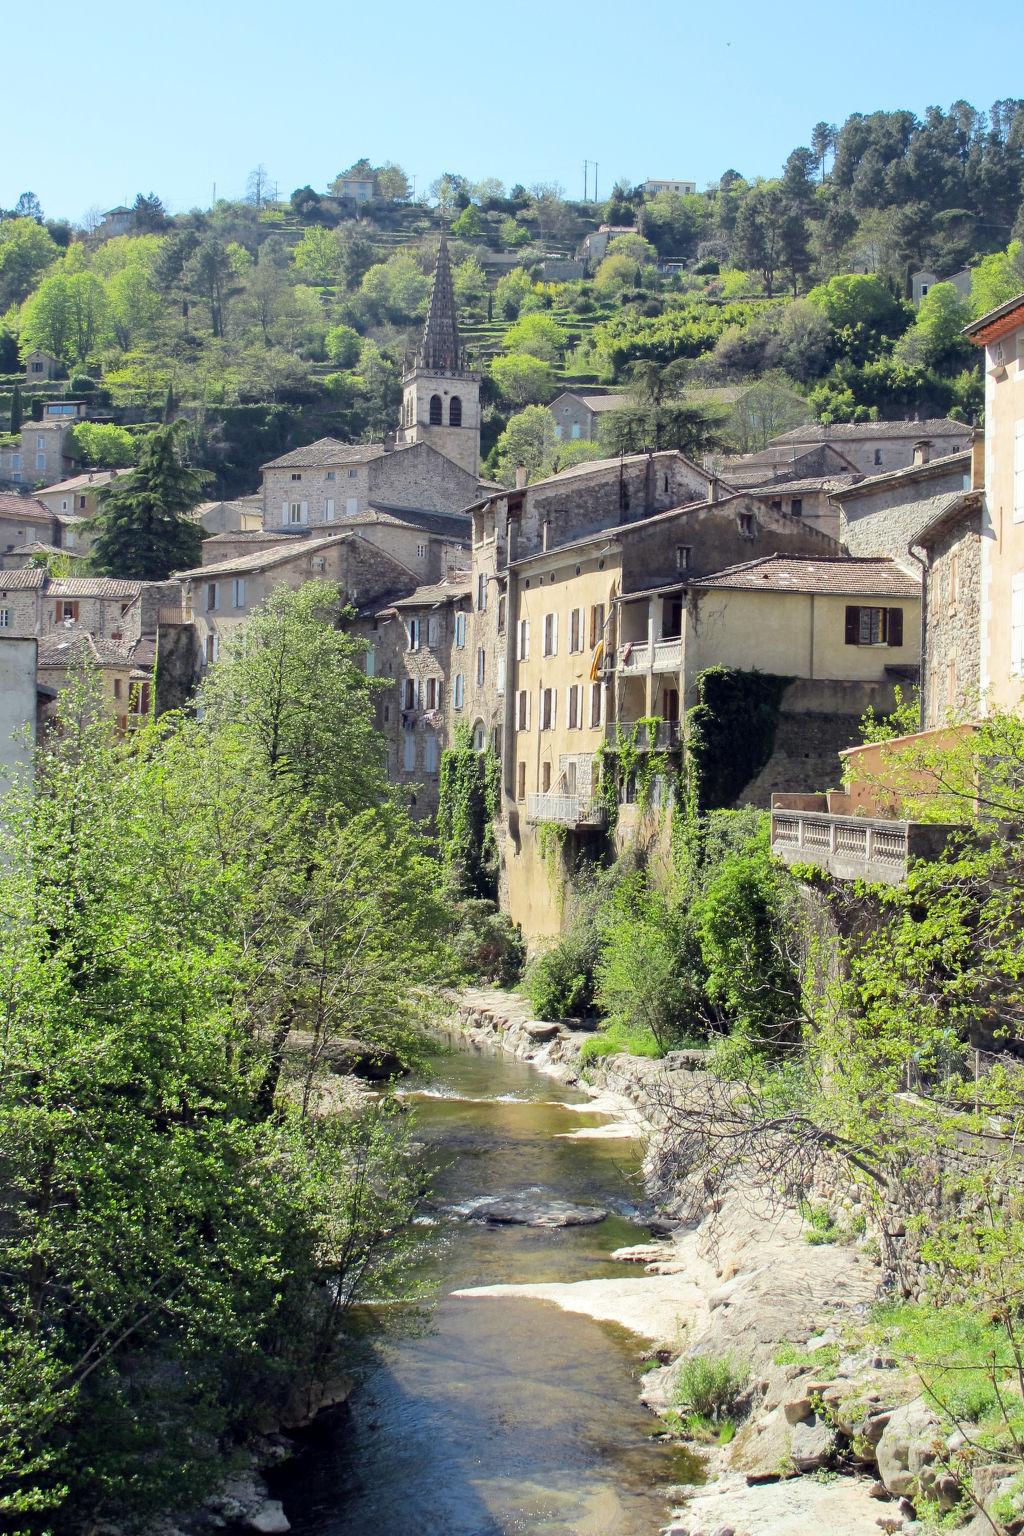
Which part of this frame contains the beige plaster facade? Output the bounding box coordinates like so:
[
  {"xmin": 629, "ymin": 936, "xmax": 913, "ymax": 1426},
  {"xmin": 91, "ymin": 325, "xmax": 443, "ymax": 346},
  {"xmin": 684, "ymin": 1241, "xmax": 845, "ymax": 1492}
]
[{"xmin": 965, "ymin": 297, "xmax": 1024, "ymax": 714}]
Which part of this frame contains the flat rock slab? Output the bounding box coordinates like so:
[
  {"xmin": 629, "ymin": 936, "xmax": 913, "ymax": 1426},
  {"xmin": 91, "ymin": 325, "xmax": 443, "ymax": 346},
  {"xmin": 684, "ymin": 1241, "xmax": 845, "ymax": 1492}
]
[
  {"xmin": 523, "ymin": 1020, "xmax": 563, "ymax": 1041},
  {"xmin": 471, "ymin": 1197, "xmax": 608, "ymax": 1227},
  {"xmin": 679, "ymin": 1471, "xmax": 883, "ymax": 1536}
]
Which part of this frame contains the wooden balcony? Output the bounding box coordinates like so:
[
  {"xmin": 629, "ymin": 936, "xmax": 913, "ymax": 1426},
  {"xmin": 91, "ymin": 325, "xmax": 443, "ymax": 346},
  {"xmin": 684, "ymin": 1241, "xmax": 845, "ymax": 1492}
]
[
  {"xmin": 770, "ymin": 805, "xmax": 954, "ymax": 885},
  {"xmin": 526, "ymin": 792, "xmax": 607, "ymax": 828}
]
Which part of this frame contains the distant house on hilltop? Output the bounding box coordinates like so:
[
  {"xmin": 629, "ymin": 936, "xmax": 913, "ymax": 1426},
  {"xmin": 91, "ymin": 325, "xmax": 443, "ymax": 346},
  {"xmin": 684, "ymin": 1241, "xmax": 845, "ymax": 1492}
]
[
  {"xmin": 911, "ymin": 268, "xmax": 972, "ymax": 306},
  {"xmin": 98, "ymin": 206, "xmax": 134, "ymax": 238},
  {"xmin": 547, "ymin": 391, "xmax": 631, "ymax": 442},
  {"xmin": 24, "ymin": 350, "xmax": 59, "ymax": 382},
  {"xmin": 643, "ymin": 178, "xmax": 696, "ymax": 198},
  {"xmin": 334, "ymin": 174, "xmax": 375, "ymax": 203},
  {"xmin": 579, "ymin": 226, "xmax": 635, "ymax": 264}
]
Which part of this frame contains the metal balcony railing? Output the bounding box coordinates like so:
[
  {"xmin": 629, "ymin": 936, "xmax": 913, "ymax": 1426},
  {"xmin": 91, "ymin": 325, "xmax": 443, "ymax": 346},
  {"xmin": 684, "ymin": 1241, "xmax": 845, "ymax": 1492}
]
[
  {"xmin": 526, "ymin": 792, "xmax": 607, "ymax": 828},
  {"xmin": 610, "ymin": 719, "xmax": 681, "ymax": 750}
]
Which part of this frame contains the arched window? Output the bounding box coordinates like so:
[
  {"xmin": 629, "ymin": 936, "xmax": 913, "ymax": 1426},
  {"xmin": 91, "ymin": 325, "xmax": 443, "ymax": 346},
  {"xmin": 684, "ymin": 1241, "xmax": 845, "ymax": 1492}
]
[
  {"xmin": 429, "ymin": 394, "xmax": 443, "ymax": 425},
  {"xmin": 472, "ymin": 720, "xmax": 486, "ymax": 752},
  {"xmin": 449, "ymin": 395, "xmax": 462, "ymax": 427}
]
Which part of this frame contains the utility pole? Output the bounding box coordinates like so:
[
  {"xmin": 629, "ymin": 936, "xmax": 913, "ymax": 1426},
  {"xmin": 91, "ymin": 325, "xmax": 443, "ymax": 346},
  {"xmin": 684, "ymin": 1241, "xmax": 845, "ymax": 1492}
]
[
  {"xmin": 583, "ymin": 160, "xmax": 589, "ymax": 201},
  {"xmin": 594, "ymin": 163, "xmax": 599, "ymax": 203}
]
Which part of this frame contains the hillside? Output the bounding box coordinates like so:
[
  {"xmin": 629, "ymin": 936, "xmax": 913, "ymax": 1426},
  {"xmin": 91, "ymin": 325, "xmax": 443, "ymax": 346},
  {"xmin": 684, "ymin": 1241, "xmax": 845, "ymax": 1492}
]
[{"xmin": 1, "ymin": 104, "xmax": 1023, "ymax": 494}]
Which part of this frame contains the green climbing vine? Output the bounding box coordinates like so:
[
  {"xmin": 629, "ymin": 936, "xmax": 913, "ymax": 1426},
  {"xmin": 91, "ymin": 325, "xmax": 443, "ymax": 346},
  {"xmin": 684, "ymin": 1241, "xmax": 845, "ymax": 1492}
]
[
  {"xmin": 437, "ymin": 724, "xmax": 501, "ymax": 898},
  {"xmin": 536, "ymin": 820, "xmax": 570, "ymax": 889},
  {"xmin": 596, "ymin": 717, "xmax": 675, "ymax": 834},
  {"xmin": 684, "ymin": 667, "xmax": 792, "ymax": 818}
]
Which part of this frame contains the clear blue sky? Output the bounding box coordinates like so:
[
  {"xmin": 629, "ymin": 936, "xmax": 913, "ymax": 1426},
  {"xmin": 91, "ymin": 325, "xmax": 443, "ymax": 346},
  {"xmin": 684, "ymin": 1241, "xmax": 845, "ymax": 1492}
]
[{"xmin": 8, "ymin": 0, "xmax": 1024, "ymax": 222}]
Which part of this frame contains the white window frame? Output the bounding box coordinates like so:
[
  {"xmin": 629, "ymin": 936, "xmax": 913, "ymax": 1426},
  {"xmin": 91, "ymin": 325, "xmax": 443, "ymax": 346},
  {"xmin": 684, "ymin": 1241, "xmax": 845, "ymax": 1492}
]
[
  {"xmin": 567, "ymin": 683, "xmax": 581, "ymax": 729},
  {"xmin": 206, "ymin": 582, "xmax": 220, "ymax": 613},
  {"xmin": 407, "ymin": 618, "xmax": 420, "ymax": 651},
  {"xmin": 453, "ymin": 672, "xmax": 465, "ymax": 709},
  {"xmin": 543, "ymin": 611, "xmax": 558, "ymax": 657},
  {"xmin": 516, "ymin": 689, "xmax": 530, "ymax": 730},
  {"xmin": 0, "ymin": 608, "xmax": 8, "ymax": 629},
  {"xmin": 496, "ymin": 655, "xmax": 506, "ymax": 694},
  {"xmin": 325, "ymin": 497, "xmax": 335, "ymax": 522},
  {"xmin": 540, "ymin": 687, "xmax": 556, "ymax": 731},
  {"xmin": 568, "ymin": 606, "xmax": 585, "ymax": 653},
  {"xmin": 402, "ymin": 732, "xmax": 417, "ymax": 772},
  {"xmin": 232, "ymin": 578, "xmax": 245, "ymax": 609},
  {"xmin": 424, "ymin": 732, "xmax": 439, "ymax": 774},
  {"xmin": 454, "ymin": 612, "xmax": 466, "ymax": 648},
  {"xmin": 476, "ymin": 646, "xmax": 486, "ymax": 686},
  {"xmin": 517, "ymin": 618, "xmax": 530, "ymax": 660},
  {"xmin": 589, "ymin": 681, "xmax": 603, "ymax": 728},
  {"xmin": 417, "ymin": 542, "xmax": 428, "ymax": 559}
]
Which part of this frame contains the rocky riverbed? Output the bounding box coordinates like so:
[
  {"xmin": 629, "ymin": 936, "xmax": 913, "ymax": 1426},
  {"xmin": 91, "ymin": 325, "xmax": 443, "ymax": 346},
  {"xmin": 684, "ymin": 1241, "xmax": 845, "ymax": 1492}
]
[{"xmin": 451, "ymin": 988, "xmax": 1020, "ymax": 1536}]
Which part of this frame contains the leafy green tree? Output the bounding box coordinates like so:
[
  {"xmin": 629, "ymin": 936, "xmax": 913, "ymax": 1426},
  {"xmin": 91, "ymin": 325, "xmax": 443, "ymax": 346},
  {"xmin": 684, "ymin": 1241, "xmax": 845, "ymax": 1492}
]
[
  {"xmin": 970, "ymin": 240, "xmax": 1024, "ymax": 317},
  {"xmin": 499, "ymin": 216, "xmax": 530, "ymax": 249},
  {"xmin": 106, "ymin": 259, "xmax": 164, "ymax": 350},
  {"xmin": 734, "ymin": 183, "xmax": 788, "ymax": 296},
  {"xmin": 451, "ymin": 203, "xmax": 483, "ymax": 238},
  {"xmin": 359, "ymin": 251, "xmax": 431, "ymax": 320},
  {"xmin": 639, "ymin": 192, "xmax": 710, "ymax": 259},
  {"xmin": 131, "ymin": 191, "xmax": 168, "ymax": 232},
  {"xmin": 183, "ymin": 237, "xmax": 235, "ymax": 337},
  {"xmin": 807, "ymin": 272, "xmax": 910, "ymax": 362},
  {"xmin": 494, "ymin": 266, "xmax": 533, "ymax": 318},
  {"xmin": 488, "ymin": 351, "xmax": 556, "ymax": 405},
  {"xmin": 0, "ymin": 217, "xmax": 58, "ymax": 308},
  {"xmin": 294, "ymin": 225, "xmax": 340, "ymax": 283},
  {"xmin": 68, "ymin": 422, "xmax": 136, "ymax": 467},
  {"xmin": 9, "ymin": 382, "xmax": 21, "ymax": 433},
  {"xmin": 91, "ymin": 424, "xmax": 207, "ymax": 578},
  {"xmin": 325, "ymin": 322, "xmax": 361, "ymax": 366},
  {"xmin": 593, "ymin": 252, "xmax": 639, "ymax": 293},
  {"xmin": 487, "ymin": 403, "xmax": 557, "ymax": 483},
  {"xmin": 811, "ymin": 121, "xmax": 837, "ymax": 182},
  {"xmin": 501, "ymin": 311, "xmax": 568, "ymax": 362},
  {"xmin": 376, "ymin": 162, "xmax": 411, "ymax": 202},
  {"xmin": 894, "ymin": 281, "xmax": 973, "ymax": 368}
]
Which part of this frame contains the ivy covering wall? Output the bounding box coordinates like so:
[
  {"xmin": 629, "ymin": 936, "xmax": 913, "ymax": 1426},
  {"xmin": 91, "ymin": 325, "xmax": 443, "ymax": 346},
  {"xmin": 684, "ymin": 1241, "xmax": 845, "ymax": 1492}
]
[
  {"xmin": 436, "ymin": 726, "xmax": 501, "ymax": 899},
  {"xmin": 684, "ymin": 666, "xmax": 793, "ymax": 815}
]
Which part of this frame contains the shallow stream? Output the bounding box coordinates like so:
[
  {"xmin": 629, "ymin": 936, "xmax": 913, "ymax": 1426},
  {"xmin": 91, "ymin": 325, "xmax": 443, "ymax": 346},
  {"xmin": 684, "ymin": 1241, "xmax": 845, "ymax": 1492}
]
[{"xmin": 273, "ymin": 1037, "xmax": 693, "ymax": 1535}]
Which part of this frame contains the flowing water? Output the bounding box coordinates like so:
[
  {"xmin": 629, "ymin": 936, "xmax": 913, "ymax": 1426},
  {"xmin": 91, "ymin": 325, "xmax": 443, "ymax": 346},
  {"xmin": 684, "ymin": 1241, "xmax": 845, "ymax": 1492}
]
[{"xmin": 273, "ymin": 1037, "xmax": 697, "ymax": 1536}]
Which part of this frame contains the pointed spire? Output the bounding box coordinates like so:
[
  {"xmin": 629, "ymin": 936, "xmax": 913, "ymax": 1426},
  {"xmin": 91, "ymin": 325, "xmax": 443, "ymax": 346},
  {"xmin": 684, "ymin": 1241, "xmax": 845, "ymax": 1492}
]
[{"xmin": 418, "ymin": 234, "xmax": 464, "ymax": 372}]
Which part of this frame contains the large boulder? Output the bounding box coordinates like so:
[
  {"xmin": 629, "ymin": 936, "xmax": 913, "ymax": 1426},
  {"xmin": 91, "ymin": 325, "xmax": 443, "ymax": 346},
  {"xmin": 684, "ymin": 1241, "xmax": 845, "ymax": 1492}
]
[
  {"xmin": 472, "ymin": 1196, "xmax": 607, "ymax": 1227},
  {"xmin": 875, "ymin": 1398, "xmax": 941, "ymax": 1498},
  {"xmin": 789, "ymin": 1414, "xmax": 837, "ymax": 1471},
  {"xmin": 728, "ymin": 1405, "xmax": 796, "ymax": 1482},
  {"xmin": 321, "ymin": 1038, "xmax": 405, "ymax": 1080}
]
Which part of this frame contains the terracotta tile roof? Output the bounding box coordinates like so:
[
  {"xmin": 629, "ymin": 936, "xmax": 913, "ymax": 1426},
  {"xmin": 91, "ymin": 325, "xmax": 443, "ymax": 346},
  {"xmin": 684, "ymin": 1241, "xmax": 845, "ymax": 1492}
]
[
  {"xmin": 202, "ymin": 529, "xmax": 301, "ymax": 546},
  {"xmin": 362, "ymin": 503, "xmax": 472, "ymax": 537},
  {"xmin": 47, "ymin": 577, "xmax": 144, "ymax": 599},
  {"xmin": 690, "ymin": 554, "xmax": 921, "ymax": 599},
  {"xmin": 0, "ymin": 568, "xmax": 46, "ymax": 589},
  {"xmin": 963, "ymin": 290, "xmax": 1024, "ymax": 341},
  {"xmin": 389, "ymin": 579, "xmax": 472, "ymax": 609},
  {"xmin": 831, "ymin": 450, "xmax": 971, "ymax": 500},
  {"xmin": 175, "ymin": 534, "xmax": 356, "ymax": 579},
  {"xmin": 37, "ymin": 633, "xmax": 133, "ymax": 668},
  {"xmin": 260, "ymin": 438, "xmax": 387, "ymax": 470},
  {"xmin": 549, "ymin": 391, "xmax": 631, "ymax": 413},
  {"xmin": 3, "ymin": 541, "xmax": 63, "ymax": 557},
  {"xmin": 769, "ymin": 418, "xmax": 970, "ymax": 446},
  {"xmin": 36, "ymin": 470, "xmax": 123, "ymax": 496},
  {"xmin": 747, "ymin": 474, "xmax": 862, "ymax": 496},
  {"xmin": 0, "ymin": 494, "xmax": 54, "ymax": 522}
]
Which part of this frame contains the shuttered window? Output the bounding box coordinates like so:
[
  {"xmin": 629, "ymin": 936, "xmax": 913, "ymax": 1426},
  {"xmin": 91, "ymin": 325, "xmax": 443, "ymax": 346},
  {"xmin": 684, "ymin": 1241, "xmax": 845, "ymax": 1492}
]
[{"xmin": 844, "ymin": 606, "xmax": 904, "ymax": 647}]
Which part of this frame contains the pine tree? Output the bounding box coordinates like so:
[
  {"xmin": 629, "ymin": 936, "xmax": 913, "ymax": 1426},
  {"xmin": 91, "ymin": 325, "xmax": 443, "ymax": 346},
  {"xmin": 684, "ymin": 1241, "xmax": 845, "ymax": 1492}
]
[
  {"xmin": 9, "ymin": 382, "xmax": 22, "ymax": 434},
  {"xmin": 91, "ymin": 424, "xmax": 208, "ymax": 580}
]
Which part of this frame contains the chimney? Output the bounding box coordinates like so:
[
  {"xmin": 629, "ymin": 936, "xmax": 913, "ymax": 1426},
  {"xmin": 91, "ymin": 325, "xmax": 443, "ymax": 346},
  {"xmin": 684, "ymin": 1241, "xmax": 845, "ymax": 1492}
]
[
  {"xmin": 707, "ymin": 474, "xmax": 720, "ymax": 504},
  {"xmin": 912, "ymin": 439, "xmax": 931, "ymax": 467},
  {"xmin": 971, "ymin": 428, "xmax": 985, "ymax": 491},
  {"xmin": 514, "ymin": 464, "xmax": 528, "ymax": 490}
]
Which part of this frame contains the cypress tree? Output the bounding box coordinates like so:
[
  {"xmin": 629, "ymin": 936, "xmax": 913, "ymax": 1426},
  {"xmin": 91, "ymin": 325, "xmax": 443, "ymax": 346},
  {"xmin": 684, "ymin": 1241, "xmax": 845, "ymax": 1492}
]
[
  {"xmin": 91, "ymin": 423, "xmax": 208, "ymax": 580},
  {"xmin": 9, "ymin": 383, "xmax": 22, "ymax": 434}
]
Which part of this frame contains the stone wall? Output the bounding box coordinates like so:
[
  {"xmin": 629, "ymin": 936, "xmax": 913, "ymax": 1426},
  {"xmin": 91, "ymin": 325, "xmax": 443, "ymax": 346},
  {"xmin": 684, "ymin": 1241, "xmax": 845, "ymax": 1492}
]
[
  {"xmin": 368, "ymin": 441, "xmax": 479, "ymax": 515},
  {"xmin": 922, "ymin": 507, "xmax": 982, "ymax": 726},
  {"xmin": 737, "ymin": 677, "xmax": 902, "ymax": 806},
  {"xmin": 154, "ymin": 620, "xmax": 203, "ymax": 715}
]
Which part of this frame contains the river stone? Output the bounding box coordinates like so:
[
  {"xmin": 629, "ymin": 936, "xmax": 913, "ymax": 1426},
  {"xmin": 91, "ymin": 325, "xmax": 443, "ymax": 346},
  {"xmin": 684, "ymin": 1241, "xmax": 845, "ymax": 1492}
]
[
  {"xmin": 247, "ymin": 1501, "xmax": 290, "ymax": 1534},
  {"xmin": 875, "ymin": 1398, "xmax": 940, "ymax": 1498},
  {"xmin": 789, "ymin": 1414, "xmax": 836, "ymax": 1471},
  {"xmin": 523, "ymin": 1019, "xmax": 562, "ymax": 1041},
  {"xmin": 321, "ymin": 1038, "xmax": 405, "ymax": 1081},
  {"xmin": 473, "ymin": 1196, "xmax": 608, "ymax": 1227}
]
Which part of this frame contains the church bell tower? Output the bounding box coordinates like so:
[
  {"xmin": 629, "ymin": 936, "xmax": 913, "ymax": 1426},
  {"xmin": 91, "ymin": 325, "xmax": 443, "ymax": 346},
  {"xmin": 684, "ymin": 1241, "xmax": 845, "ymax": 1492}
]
[{"xmin": 398, "ymin": 234, "xmax": 481, "ymax": 477}]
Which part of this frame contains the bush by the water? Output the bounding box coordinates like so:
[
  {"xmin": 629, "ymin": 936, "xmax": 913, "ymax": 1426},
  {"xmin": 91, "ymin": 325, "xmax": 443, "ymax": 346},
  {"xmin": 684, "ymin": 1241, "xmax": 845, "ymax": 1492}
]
[
  {"xmin": 451, "ymin": 898, "xmax": 525, "ymax": 988},
  {"xmin": 674, "ymin": 1353, "xmax": 748, "ymax": 1422}
]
